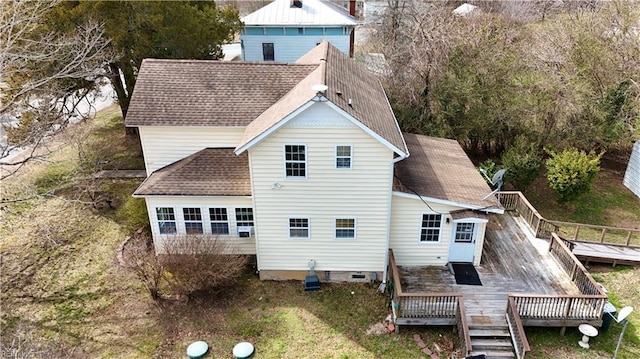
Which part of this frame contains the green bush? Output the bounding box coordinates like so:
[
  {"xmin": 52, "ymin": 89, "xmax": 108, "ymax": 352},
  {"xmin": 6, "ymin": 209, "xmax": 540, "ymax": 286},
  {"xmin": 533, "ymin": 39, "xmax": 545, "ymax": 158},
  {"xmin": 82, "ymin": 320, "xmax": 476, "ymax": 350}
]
[
  {"xmin": 545, "ymin": 148, "xmax": 602, "ymax": 203},
  {"xmin": 501, "ymin": 140, "xmax": 543, "ymax": 191},
  {"xmin": 478, "ymin": 159, "xmax": 501, "ymax": 189}
]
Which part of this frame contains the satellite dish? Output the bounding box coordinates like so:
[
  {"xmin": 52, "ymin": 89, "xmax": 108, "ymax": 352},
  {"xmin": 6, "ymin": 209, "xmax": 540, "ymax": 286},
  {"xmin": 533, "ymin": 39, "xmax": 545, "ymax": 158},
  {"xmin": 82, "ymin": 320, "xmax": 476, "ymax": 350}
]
[
  {"xmin": 618, "ymin": 306, "xmax": 634, "ymax": 322},
  {"xmin": 480, "ymin": 168, "xmax": 506, "ymax": 201},
  {"xmin": 311, "ymin": 84, "xmax": 328, "ymax": 93}
]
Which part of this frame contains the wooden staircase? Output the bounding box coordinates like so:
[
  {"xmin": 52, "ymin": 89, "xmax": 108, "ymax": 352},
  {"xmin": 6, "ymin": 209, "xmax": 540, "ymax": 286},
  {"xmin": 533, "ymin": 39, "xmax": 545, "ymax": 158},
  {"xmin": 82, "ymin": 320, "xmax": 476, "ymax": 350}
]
[{"xmin": 468, "ymin": 325, "xmax": 515, "ymax": 359}]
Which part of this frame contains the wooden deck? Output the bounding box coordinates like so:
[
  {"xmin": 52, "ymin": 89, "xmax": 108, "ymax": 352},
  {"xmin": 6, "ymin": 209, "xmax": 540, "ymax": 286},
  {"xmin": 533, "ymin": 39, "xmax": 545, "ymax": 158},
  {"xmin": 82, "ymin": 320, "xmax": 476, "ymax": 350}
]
[
  {"xmin": 398, "ymin": 213, "xmax": 580, "ymax": 328},
  {"xmin": 572, "ymin": 241, "xmax": 640, "ymax": 266}
]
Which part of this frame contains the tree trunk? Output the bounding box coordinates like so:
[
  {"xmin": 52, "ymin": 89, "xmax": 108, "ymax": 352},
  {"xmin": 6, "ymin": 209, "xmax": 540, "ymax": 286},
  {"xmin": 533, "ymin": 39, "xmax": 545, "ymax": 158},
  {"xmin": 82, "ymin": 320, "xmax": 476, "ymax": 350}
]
[{"xmin": 108, "ymin": 62, "xmax": 129, "ymax": 118}]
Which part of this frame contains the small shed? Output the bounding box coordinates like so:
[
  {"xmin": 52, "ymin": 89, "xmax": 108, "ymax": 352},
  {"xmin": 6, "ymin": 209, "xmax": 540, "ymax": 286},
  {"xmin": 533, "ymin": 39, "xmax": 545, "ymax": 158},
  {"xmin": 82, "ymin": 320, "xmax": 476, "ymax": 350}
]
[{"xmin": 623, "ymin": 141, "xmax": 640, "ymax": 198}]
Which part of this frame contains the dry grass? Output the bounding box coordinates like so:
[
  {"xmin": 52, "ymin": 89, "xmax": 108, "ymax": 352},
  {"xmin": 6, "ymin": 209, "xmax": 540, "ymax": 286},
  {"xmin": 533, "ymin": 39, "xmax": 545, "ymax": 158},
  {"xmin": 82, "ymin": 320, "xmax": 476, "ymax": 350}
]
[{"xmin": 1, "ymin": 107, "xmax": 639, "ymax": 358}]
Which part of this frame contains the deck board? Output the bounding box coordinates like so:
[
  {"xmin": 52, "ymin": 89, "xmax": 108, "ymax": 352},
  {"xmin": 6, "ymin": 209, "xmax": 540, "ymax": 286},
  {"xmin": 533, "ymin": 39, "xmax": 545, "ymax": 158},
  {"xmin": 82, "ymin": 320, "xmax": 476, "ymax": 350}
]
[
  {"xmin": 572, "ymin": 241, "xmax": 640, "ymax": 266},
  {"xmin": 398, "ymin": 213, "xmax": 580, "ymax": 327}
]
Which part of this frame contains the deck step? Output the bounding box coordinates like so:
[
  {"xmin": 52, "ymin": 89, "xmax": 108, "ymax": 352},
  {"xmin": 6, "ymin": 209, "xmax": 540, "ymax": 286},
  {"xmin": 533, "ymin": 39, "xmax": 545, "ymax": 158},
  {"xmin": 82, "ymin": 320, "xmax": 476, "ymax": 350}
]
[
  {"xmin": 469, "ymin": 350, "xmax": 516, "ymax": 359},
  {"xmin": 471, "ymin": 338, "xmax": 514, "ymax": 351},
  {"xmin": 469, "ymin": 328, "xmax": 511, "ymax": 338}
]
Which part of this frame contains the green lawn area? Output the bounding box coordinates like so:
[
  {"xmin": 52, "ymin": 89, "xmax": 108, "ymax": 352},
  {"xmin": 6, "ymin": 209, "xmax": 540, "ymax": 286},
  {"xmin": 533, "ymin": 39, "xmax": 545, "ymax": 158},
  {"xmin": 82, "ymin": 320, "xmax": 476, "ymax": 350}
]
[{"xmin": 1, "ymin": 106, "xmax": 638, "ymax": 358}]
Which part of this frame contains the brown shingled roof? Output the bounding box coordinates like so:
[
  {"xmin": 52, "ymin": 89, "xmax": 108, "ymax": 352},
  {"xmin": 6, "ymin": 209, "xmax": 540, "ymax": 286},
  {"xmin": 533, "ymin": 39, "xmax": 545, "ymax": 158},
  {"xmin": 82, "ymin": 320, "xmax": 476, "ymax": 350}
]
[
  {"xmin": 134, "ymin": 148, "xmax": 251, "ymax": 196},
  {"xmin": 394, "ymin": 133, "xmax": 502, "ymax": 211},
  {"xmin": 235, "ymin": 42, "xmax": 408, "ymax": 155},
  {"xmin": 125, "ymin": 60, "xmax": 316, "ymax": 127}
]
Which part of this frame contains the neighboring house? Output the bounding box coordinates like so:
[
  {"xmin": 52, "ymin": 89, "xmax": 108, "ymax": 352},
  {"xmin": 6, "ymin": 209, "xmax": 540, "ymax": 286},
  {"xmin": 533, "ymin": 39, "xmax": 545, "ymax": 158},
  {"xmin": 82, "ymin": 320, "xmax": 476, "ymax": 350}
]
[
  {"xmin": 125, "ymin": 42, "xmax": 503, "ymax": 282},
  {"xmin": 240, "ymin": 0, "xmax": 358, "ymax": 62},
  {"xmin": 624, "ymin": 141, "xmax": 640, "ymax": 198}
]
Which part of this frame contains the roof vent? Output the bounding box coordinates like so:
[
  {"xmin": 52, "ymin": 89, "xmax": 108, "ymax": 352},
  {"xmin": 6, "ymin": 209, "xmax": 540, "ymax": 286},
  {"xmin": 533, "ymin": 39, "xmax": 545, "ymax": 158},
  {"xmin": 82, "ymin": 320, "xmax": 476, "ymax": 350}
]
[{"xmin": 291, "ymin": 0, "xmax": 302, "ymax": 8}]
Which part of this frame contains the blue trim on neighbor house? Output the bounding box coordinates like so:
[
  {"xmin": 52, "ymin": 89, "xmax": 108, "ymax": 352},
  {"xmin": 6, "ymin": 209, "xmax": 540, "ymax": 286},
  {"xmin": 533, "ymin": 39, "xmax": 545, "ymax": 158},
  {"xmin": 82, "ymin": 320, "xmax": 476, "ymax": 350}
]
[{"xmin": 242, "ymin": 26, "xmax": 349, "ymax": 37}]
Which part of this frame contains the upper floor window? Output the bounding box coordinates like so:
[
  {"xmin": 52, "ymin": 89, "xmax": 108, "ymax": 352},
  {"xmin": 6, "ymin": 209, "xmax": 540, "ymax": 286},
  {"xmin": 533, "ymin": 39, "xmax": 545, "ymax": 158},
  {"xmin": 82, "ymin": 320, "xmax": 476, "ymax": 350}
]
[
  {"xmin": 420, "ymin": 214, "xmax": 442, "ymax": 242},
  {"xmin": 289, "ymin": 218, "xmax": 310, "ymax": 238},
  {"xmin": 284, "ymin": 145, "xmax": 306, "ymax": 178},
  {"xmin": 336, "ymin": 145, "xmax": 352, "ymax": 169},
  {"xmin": 183, "ymin": 207, "xmax": 203, "ymax": 234},
  {"xmin": 262, "ymin": 43, "xmax": 274, "ymax": 61},
  {"xmin": 156, "ymin": 207, "xmax": 176, "ymax": 234},
  {"xmin": 209, "ymin": 208, "xmax": 230, "ymax": 235},
  {"xmin": 335, "ymin": 218, "xmax": 356, "ymax": 239}
]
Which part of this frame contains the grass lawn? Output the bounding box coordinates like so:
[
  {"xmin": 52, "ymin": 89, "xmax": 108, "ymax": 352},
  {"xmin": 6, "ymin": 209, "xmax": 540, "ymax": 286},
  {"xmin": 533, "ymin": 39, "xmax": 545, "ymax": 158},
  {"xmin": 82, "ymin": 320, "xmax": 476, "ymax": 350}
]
[{"xmin": 1, "ymin": 106, "xmax": 639, "ymax": 358}]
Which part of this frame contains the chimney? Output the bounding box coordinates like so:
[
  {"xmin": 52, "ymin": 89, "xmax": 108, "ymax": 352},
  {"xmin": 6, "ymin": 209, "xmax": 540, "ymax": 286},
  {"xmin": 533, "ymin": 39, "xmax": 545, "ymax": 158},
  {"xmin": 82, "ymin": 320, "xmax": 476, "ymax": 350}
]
[
  {"xmin": 291, "ymin": 0, "xmax": 302, "ymax": 8},
  {"xmin": 349, "ymin": 1, "xmax": 356, "ymax": 57}
]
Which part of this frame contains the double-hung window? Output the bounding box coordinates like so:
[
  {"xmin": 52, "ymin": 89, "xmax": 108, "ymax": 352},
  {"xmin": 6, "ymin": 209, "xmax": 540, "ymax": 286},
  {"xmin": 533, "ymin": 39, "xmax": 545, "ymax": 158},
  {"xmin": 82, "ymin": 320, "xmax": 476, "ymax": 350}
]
[
  {"xmin": 156, "ymin": 207, "xmax": 176, "ymax": 234},
  {"xmin": 183, "ymin": 208, "xmax": 203, "ymax": 234},
  {"xmin": 336, "ymin": 145, "xmax": 352, "ymax": 169},
  {"xmin": 420, "ymin": 214, "xmax": 442, "ymax": 242},
  {"xmin": 289, "ymin": 218, "xmax": 309, "ymax": 238},
  {"xmin": 335, "ymin": 218, "xmax": 355, "ymax": 239},
  {"xmin": 284, "ymin": 145, "xmax": 306, "ymax": 178},
  {"xmin": 235, "ymin": 208, "xmax": 254, "ymax": 227},
  {"xmin": 209, "ymin": 208, "xmax": 229, "ymax": 235}
]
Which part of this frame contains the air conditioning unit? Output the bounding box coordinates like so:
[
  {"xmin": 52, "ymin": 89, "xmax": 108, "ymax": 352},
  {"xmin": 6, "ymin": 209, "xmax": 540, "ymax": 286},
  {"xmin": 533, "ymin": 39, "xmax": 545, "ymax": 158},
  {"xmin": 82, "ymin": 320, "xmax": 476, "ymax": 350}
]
[{"xmin": 237, "ymin": 226, "xmax": 254, "ymax": 238}]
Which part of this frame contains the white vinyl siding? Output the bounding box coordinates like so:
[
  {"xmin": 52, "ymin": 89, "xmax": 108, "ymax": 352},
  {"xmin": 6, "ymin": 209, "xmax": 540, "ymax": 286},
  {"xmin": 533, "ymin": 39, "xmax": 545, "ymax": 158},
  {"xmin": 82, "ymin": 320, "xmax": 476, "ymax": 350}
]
[
  {"xmin": 138, "ymin": 126, "xmax": 244, "ymax": 174},
  {"xmin": 249, "ymin": 103, "xmax": 394, "ymax": 272},
  {"xmin": 390, "ymin": 195, "xmax": 459, "ymax": 266},
  {"xmin": 144, "ymin": 196, "xmax": 256, "ymax": 255},
  {"xmin": 241, "ymin": 34, "xmax": 351, "ymax": 62}
]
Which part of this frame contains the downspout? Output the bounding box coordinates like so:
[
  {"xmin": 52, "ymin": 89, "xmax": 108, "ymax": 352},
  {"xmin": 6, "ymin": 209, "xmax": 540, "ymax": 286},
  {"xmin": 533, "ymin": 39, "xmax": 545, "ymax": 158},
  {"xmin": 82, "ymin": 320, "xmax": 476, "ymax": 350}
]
[{"xmin": 380, "ymin": 153, "xmax": 408, "ymax": 292}]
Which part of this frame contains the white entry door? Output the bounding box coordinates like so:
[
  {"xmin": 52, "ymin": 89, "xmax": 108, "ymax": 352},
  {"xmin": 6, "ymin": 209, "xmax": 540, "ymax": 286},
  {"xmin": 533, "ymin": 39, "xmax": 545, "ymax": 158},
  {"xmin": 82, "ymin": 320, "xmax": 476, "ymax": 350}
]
[{"xmin": 448, "ymin": 222, "xmax": 477, "ymax": 263}]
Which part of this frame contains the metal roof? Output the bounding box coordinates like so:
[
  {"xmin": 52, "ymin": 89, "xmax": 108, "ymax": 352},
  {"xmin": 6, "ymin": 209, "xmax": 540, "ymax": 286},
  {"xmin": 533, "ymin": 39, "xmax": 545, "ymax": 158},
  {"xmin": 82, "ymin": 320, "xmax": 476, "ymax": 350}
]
[{"xmin": 242, "ymin": 0, "xmax": 357, "ymax": 27}]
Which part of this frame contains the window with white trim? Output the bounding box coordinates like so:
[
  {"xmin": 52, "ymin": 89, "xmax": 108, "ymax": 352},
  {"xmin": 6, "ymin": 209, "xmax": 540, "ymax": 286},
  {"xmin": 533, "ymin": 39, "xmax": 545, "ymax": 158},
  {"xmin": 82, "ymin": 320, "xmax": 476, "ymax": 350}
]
[
  {"xmin": 235, "ymin": 208, "xmax": 254, "ymax": 227},
  {"xmin": 183, "ymin": 207, "xmax": 203, "ymax": 234},
  {"xmin": 335, "ymin": 218, "xmax": 355, "ymax": 239},
  {"xmin": 284, "ymin": 145, "xmax": 306, "ymax": 178},
  {"xmin": 156, "ymin": 207, "xmax": 176, "ymax": 234},
  {"xmin": 336, "ymin": 145, "xmax": 352, "ymax": 169},
  {"xmin": 455, "ymin": 223, "xmax": 475, "ymax": 243},
  {"xmin": 289, "ymin": 218, "xmax": 309, "ymax": 238},
  {"xmin": 420, "ymin": 214, "xmax": 442, "ymax": 242},
  {"xmin": 209, "ymin": 208, "xmax": 229, "ymax": 235}
]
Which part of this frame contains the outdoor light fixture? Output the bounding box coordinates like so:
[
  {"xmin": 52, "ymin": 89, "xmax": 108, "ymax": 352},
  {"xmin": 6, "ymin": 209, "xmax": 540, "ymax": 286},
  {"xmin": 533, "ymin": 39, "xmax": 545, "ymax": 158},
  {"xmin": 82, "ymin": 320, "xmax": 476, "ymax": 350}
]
[{"xmin": 613, "ymin": 306, "xmax": 634, "ymax": 359}]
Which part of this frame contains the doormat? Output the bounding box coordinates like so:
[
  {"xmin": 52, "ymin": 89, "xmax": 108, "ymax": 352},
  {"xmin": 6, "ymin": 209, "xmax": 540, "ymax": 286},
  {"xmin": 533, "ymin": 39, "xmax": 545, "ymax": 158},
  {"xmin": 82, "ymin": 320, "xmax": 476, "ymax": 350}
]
[{"xmin": 451, "ymin": 263, "xmax": 482, "ymax": 286}]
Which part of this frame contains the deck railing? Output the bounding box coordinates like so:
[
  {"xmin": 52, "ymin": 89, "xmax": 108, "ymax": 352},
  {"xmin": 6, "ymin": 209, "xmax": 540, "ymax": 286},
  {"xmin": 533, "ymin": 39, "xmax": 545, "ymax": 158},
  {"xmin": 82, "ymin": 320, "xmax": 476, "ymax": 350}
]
[
  {"xmin": 506, "ymin": 296, "xmax": 531, "ymax": 359},
  {"xmin": 499, "ymin": 191, "xmax": 558, "ymax": 238},
  {"xmin": 388, "ymin": 249, "xmax": 472, "ymax": 355},
  {"xmin": 550, "ymin": 220, "xmax": 640, "ymax": 248},
  {"xmin": 500, "ymin": 191, "xmax": 639, "ymax": 247}
]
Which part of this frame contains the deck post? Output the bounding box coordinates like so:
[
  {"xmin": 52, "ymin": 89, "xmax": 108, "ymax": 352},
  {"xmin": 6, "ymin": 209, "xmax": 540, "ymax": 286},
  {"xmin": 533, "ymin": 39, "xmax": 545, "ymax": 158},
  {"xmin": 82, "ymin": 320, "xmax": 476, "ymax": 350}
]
[
  {"xmin": 573, "ymin": 225, "xmax": 580, "ymax": 240},
  {"xmin": 600, "ymin": 228, "xmax": 606, "ymax": 243},
  {"xmin": 560, "ymin": 326, "xmax": 567, "ymax": 336},
  {"xmin": 625, "ymin": 231, "xmax": 632, "ymax": 246}
]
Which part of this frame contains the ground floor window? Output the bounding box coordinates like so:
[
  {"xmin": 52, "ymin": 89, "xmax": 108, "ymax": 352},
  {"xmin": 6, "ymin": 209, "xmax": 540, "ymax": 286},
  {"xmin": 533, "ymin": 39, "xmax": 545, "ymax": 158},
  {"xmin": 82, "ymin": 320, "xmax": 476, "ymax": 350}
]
[
  {"xmin": 156, "ymin": 207, "xmax": 176, "ymax": 234},
  {"xmin": 335, "ymin": 218, "xmax": 355, "ymax": 239},
  {"xmin": 420, "ymin": 214, "xmax": 442, "ymax": 242},
  {"xmin": 289, "ymin": 218, "xmax": 309, "ymax": 238},
  {"xmin": 183, "ymin": 207, "xmax": 203, "ymax": 234},
  {"xmin": 235, "ymin": 208, "xmax": 254, "ymax": 227},
  {"xmin": 209, "ymin": 208, "xmax": 229, "ymax": 235}
]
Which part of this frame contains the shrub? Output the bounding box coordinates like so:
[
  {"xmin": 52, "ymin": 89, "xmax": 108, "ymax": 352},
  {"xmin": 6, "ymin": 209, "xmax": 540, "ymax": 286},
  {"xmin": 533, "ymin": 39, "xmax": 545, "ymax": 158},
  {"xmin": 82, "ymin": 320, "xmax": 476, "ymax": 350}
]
[
  {"xmin": 160, "ymin": 235, "xmax": 248, "ymax": 298},
  {"xmin": 117, "ymin": 196, "xmax": 149, "ymax": 230},
  {"xmin": 545, "ymin": 148, "xmax": 602, "ymax": 203},
  {"xmin": 501, "ymin": 140, "xmax": 543, "ymax": 191},
  {"xmin": 478, "ymin": 159, "xmax": 500, "ymax": 188}
]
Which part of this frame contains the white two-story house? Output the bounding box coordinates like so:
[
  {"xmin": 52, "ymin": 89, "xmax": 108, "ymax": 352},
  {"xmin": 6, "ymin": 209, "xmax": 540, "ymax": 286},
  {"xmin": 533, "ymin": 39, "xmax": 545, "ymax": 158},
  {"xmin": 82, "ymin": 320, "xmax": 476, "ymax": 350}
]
[
  {"xmin": 125, "ymin": 42, "xmax": 503, "ymax": 282},
  {"xmin": 240, "ymin": 0, "xmax": 358, "ymax": 62}
]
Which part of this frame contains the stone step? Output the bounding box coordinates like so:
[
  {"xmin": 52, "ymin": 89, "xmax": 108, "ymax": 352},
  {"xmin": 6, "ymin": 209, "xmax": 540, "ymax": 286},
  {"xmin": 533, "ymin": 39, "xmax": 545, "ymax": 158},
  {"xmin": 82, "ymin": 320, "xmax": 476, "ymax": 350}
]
[{"xmin": 471, "ymin": 338, "xmax": 514, "ymax": 352}]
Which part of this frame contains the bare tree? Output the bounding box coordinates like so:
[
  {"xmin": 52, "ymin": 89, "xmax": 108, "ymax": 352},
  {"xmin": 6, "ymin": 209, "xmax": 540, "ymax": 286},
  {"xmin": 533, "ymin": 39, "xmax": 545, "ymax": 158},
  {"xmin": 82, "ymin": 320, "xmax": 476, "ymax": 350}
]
[{"xmin": 0, "ymin": 0, "xmax": 116, "ymax": 179}]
